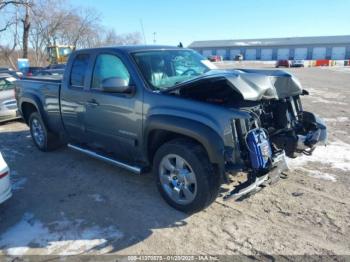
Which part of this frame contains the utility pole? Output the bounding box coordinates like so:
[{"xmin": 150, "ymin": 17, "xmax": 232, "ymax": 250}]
[{"xmin": 153, "ymin": 32, "xmax": 157, "ymax": 44}]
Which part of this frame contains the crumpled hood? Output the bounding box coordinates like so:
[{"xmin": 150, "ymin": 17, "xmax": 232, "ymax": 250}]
[{"xmin": 168, "ymin": 69, "xmax": 303, "ymax": 101}]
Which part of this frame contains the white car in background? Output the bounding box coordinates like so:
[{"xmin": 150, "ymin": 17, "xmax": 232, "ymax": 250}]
[
  {"xmin": 0, "ymin": 73, "xmax": 19, "ymax": 122},
  {"xmin": 0, "ymin": 152, "xmax": 12, "ymax": 204},
  {"xmin": 291, "ymin": 60, "xmax": 305, "ymax": 67}
]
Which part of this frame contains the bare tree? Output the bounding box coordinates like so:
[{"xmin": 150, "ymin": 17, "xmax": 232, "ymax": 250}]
[
  {"xmin": 30, "ymin": 0, "xmax": 70, "ymax": 46},
  {"xmin": 122, "ymin": 32, "xmax": 142, "ymax": 45},
  {"xmin": 21, "ymin": 1, "xmax": 31, "ymax": 58},
  {"xmin": 0, "ymin": 0, "xmax": 32, "ymax": 59},
  {"xmin": 0, "ymin": 8, "xmax": 20, "ymax": 68},
  {"xmin": 103, "ymin": 29, "xmax": 118, "ymax": 46},
  {"xmin": 0, "ymin": 0, "xmax": 26, "ymax": 32},
  {"xmin": 0, "ymin": 0, "xmax": 27, "ymax": 10},
  {"xmin": 28, "ymin": 0, "xmax": 68, "ymax": 64},
  {"xmin": 100, "ymin": 29, "xmax": 142, "ymax": 46},
  {"xmin": 62, "ymin": 8, "xmax": 101, "ymax": 48},
  {"xmin": 1, "ymin": 0, "xmax": 142, "ymax": 66},
  {"xmin": 0, "ymin": 19, "xmax": 14, "ymax": 33}
]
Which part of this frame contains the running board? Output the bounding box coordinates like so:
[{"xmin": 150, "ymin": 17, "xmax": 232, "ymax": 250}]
[{"xmin": 68, "ymin": 144, "xmax": 142, "ymax": 174}]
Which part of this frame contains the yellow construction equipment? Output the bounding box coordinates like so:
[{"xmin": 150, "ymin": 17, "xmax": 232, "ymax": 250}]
[{"xmin": 47, "ymin": 45, "xmax": 75, "ymax": 65}]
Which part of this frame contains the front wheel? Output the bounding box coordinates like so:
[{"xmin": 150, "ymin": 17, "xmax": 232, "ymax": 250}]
[
  {"xmin": 29, "ymin": 112, "xmax": 62, "ymax": 151},
  {"xmin": 153, "ymin": 139, "xmax": 220, "ymax": 213}
]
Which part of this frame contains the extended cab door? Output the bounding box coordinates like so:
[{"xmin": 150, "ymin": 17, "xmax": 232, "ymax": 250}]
[
  {"xmin": 60, "ymin": 53, "xmax": 93, "ymax": 143},
  {"xmin": 83, "ymin": 52, "xmax": 143, "ymax": 162}
]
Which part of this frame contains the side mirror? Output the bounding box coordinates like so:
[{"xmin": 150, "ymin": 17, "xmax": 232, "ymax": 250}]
[
  {"xmin": 302, "ymin": 89, "xmax": 309, "ymax": 96},
  {"xmin": 101, "ymin": 77, "xmax": 133, "ymax": 94}
]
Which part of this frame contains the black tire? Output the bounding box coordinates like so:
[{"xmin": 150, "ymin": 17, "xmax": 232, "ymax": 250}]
[
  {"xmin": 153, "ymin": 138, "xmax": 220, "ymax": 213},
  {"xmin": 29, "ymin": 112, "xmax": 62, "ymax": 151}
]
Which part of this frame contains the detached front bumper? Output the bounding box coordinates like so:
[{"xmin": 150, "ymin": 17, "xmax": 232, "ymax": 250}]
[
  {"xmin": 223, "ymin": 150, "xmax": 289, "ymax": 200},
  {"xmin": 223, "ymin": 111, "xmax": 327, "ymax": 200}
]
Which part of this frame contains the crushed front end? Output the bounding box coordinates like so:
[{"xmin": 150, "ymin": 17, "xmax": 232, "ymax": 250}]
[
  {"xmin": 224, "ymin": 94, "xmax": 327, "ymax": 199},
  {"xmin": 167, "ymin": 68, "xmax": 328, "ymax": 198}
]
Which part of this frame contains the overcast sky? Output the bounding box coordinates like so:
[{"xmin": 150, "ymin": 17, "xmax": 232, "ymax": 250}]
[{"xmin": 71, "ymin": 0, "xmax": 350, "ymax": 46}]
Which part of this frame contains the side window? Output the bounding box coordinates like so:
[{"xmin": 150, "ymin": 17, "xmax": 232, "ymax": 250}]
[
  {"xmin": 70, "ymin": 54, "xmax": 90, "ymax": 87},
  {"xmin": 92, "ymin": 54, "xmax": 130, "ymax": 90}
]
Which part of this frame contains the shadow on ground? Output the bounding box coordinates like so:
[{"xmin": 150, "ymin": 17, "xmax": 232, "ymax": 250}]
[{"xmin": 0, "ymin": 125, "xmax": 189, "ymax": 254}]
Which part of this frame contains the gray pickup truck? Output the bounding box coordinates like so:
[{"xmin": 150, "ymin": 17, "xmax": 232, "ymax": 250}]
[{"xmin": 15, "ymin": 46, "xmax": 327, "ymax": 212}]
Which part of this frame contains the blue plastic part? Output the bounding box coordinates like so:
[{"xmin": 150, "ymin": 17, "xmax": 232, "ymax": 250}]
[{"xmin": 246, "ymin": 129, "xmax": 272, "ymax": 170}]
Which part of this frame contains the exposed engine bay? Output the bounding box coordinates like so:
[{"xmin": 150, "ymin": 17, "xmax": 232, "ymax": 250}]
[{"xmin": 166, "ymin": 69, "xmax": 327, "ymax": 171}]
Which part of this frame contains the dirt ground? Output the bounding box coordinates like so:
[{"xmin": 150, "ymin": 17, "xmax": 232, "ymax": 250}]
[{"xmin": 0, "ymin": 66, "xmax": 349, "ymax": 257}]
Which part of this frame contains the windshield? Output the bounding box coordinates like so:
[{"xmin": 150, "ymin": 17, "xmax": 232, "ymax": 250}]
[{"xmin": 133, "ymin": 49, "xmax": 217, "ymax": 91}]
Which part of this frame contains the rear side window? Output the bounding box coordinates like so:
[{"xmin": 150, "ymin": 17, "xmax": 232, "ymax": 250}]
[
  {"xmin": 70, "ymin": 54, "xmax": 90, "ymax": 87},
  {"xmin": 91, "ymin": 54, "xmax": 130, "ymax": 90}
]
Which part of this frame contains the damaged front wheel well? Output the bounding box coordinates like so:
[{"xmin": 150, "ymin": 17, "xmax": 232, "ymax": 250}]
[{"xmin": 147, "ymin": 130, "xmax": 208, "ymax": 164}]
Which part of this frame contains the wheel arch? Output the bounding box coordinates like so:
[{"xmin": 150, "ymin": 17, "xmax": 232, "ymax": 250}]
[
  {"xmin": 19, "ymin": 96, "xmax": 45, "ymax": 124},
  {"xmin": 145, "ymin": 115, "xmax": 225, "ymax": 170}
]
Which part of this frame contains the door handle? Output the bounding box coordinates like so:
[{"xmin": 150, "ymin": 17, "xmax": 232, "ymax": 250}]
[{"xmin": 86, "ymin": 99, "xmax": 99, "ymax": 106}]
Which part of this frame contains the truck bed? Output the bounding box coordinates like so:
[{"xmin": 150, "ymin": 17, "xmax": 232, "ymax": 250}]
[
  {"xmin": 21, "ymin": 74, "xmax": 62, "ymax": 83},
  {"xmin": 15, "ymin": 77, "xmax": 64, "ymax": 134}
]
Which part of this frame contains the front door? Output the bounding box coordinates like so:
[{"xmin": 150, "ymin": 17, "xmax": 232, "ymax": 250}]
[{"xmin": 84, "ymin": 53, "xmax": 143, "ymax": 162}]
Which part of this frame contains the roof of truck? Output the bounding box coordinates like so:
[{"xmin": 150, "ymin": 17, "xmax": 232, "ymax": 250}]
[{"xmin": 75, "ymin": 45, "xmax": 188, "ymax": 54}]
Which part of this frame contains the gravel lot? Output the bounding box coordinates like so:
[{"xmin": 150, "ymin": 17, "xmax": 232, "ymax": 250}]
[{"xmin": 0, "ymin": 66, "xmax": 349, "ymax": 257}]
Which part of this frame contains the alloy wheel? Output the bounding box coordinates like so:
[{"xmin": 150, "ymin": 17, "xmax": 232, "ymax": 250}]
[{"xmin": 159, "ymin": 154, "xmax": 197, "ymax": 205}]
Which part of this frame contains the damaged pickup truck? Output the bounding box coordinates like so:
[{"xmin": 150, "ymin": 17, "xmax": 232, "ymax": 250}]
[{"xmin": 15, "ymin": 46, "xmax": 327, "ymax": 212}]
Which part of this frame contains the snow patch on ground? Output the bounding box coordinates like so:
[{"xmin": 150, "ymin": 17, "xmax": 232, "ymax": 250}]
[
  {"xmin": 287, "ymin": 140, "xmax": 350, "ymax": 182},
  {"xmin": 89, "ymin": 194, "xmax": 105, "ymax": 202},
  {"xmin": 0, "ymin": 213, "xmax": 123, "ymax": 255},
  {"xmin": 310, "ymin": 97, "xmax": 347, "ymax": 105},
  {"xmin": 324, "ymin": 117, "xmax": 349, "ymax": 123},
  {"xmin": 298, "ymin": 168, "xmax": 337, "ymax": 182},
  {"xmin": 0, "ymin": 147, "xmax": 25, "ymax": 162},
  {"xmin": 0, "ymin": 213, "xmax": 49, "ymax": 255},
  {"xmin": 10, "ymin": 170, "xmax": 27, "ymax": 191},
  {"xmin": 306, "ymin": 87, "xmax": 341, "ymax": 99},
  {"xmin": 11, "ymin": 177, "xmax": 27, "ymax": 191},
  {"xmin": 288, "ymin": 140, "xmax": 350, "ymax": 171},
  {"xmin": 322, "ymin": 67, "xmax": 350, "ymax": 73}
]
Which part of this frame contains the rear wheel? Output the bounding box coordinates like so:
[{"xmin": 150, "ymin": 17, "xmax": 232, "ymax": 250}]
[
  {"xmin": 153, "ymin": 139, "xmax": 220, "ymax": 213},
  {"xmin": 29, "ymin": 112, "xmax": 62, "ymax": 151}
]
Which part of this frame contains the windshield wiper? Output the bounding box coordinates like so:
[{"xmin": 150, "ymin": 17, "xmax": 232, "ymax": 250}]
[
  {"xmin": 173, "ymin": 74, "xmax": 203, "ymax": 86},
  {"xmin": 161, "ymin": 76, "xmax": 206, "ymax": 93}
]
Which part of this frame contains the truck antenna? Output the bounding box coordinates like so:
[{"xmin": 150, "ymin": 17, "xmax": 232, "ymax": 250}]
[{"xmin": 139, "ymin": 19, "xmax": 147, "ymax": 45}]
